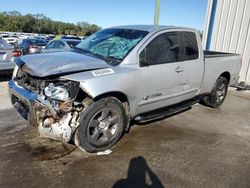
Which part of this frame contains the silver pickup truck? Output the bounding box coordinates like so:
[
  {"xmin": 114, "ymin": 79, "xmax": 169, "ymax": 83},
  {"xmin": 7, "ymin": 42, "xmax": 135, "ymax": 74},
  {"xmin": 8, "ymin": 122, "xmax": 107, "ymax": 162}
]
[{"xmin": 8, "ymin": 25, "xmax": 241, "ymax": 152}]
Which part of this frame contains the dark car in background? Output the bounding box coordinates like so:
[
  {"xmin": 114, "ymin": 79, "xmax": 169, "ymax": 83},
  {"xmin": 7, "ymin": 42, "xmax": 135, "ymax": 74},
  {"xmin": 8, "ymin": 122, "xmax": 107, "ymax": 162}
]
[
  {"xmin": 45, "ymin": 35, "xmax": 55, "ymax": 42},
  {"xmin": 43, "ymin": 39, "xmax": 81, "ymax": 53},
  {"xmin": 61, "ymin": 35, "xmax": 82, "ymax": 40},
  {"xmin": 34, "ymin": 35, "xmax": 55, "ymax": 43},
  {"xmin": 19, "ymin": 39, "xmax": 47, "ymax": 55}
]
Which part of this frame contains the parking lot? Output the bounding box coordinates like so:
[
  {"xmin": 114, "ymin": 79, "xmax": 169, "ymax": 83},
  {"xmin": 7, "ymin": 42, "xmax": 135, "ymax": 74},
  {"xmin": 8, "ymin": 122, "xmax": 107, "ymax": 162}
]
[{"xmin": 0, "ymin": 78, "xmax": 250, "ymax": 188}]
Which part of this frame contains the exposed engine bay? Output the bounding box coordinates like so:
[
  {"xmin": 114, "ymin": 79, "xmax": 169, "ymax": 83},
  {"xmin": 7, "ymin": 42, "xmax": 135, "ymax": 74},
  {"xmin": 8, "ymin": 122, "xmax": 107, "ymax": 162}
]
[{"xmin": 10, "ymin": 68, "xmax": 91, "ymax": 143}]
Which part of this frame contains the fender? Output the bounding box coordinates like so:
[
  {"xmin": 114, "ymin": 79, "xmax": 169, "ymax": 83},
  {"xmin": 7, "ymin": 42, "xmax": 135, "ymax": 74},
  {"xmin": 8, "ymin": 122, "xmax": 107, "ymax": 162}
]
[{"xmin": 62, "ymin": 66, "xmax": 139, "ymax": 117}]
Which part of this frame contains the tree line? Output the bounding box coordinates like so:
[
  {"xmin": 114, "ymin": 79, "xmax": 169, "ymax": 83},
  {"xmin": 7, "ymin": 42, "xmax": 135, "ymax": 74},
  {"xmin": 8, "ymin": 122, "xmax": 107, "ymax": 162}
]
[{"xmin": 0, "ymin": 11, "xmax": 101, "ymax": 36}]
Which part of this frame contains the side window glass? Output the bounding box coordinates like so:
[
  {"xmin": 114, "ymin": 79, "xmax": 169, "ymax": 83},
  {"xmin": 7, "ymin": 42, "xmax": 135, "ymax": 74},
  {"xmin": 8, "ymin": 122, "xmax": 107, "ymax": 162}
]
[
  {"xmin": 57, "ymin": 41, "xmax": 65, "ymax": 49},
  {"xmin": 182, "ymin": 32, "xmax": 199, "ymax": 61},
  {"xmin": 140, "ymin": 32, "xmax": 180, "ymax": 66},
  {"xmin": 46, "ymin": 41, "xmax": 55, "ymax": 49},
  {"xmin": 53, "ymin": 41, "xmax": 60, "ymax": 48}
]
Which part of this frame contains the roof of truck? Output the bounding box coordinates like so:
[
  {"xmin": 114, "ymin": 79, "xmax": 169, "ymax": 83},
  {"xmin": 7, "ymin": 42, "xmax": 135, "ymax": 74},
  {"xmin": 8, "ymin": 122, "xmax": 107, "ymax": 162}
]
[{"xmin": 111, "ymin": 25, "xmax": 197, "ymax": 33}]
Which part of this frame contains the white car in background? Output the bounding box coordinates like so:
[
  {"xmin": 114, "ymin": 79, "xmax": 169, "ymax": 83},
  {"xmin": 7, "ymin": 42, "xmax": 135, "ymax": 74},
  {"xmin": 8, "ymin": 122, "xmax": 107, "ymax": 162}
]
[
  {"xmin": 18, "ymin": 34, "xmax": 32, "ymax": 41},
  {"xmin": 1, "ymin": 34, "xmax": 19, "ymax": 46}
]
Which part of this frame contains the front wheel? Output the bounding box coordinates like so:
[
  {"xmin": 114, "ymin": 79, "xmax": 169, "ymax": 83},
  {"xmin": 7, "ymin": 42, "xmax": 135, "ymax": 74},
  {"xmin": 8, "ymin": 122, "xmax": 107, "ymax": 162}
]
[
  {"xmin": 200, "ymin": 76, "xmax": 228, "ymax": 108},
  {"xmin": 75, "ymin": 97, "xmax": 127, "ymax": 153}
]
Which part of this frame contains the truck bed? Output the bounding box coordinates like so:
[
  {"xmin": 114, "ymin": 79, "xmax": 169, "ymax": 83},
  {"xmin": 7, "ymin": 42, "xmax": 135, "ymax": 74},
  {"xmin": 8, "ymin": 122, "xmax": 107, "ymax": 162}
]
[
  {"xmin": 204, "ymin": 51, "xmax": 239, "ymax": 58},
  {"xmin": 199, "ymin": 50, "xmax": 241, "ymax": 94}
]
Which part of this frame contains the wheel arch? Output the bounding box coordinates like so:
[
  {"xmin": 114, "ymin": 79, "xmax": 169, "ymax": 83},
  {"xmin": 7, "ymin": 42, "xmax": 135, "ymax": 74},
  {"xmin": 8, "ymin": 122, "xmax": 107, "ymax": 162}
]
[
  {"xmin": 73, "ymin": 90, "xmax": 131, "ymax": 148},
  {"xmin": 93, "ymin": 91, "xmax": 129, "ymax": 104},
  {"xmin": 220, "ymin": 71, "xmax": 231, "ymax": 83},
  {"xmin": 75, "ymin": 88, "xmax": 130, "ymax": 113}
]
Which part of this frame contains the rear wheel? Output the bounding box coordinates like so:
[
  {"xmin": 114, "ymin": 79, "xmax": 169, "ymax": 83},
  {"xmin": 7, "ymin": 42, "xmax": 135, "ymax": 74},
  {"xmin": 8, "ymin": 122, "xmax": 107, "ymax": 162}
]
[
  {"xmin": 200, "ymin": 76, "xmax": 228, "ymax": 108},
  {"xmin": 75, "ymin": 97, "xmax": 126, "ymax": 153}
]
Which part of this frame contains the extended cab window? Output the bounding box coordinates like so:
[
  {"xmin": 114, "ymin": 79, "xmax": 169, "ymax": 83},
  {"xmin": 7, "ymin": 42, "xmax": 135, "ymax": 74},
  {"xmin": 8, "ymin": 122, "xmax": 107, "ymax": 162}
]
[
  {"xmin": 140, "ymin": 32, "xmax": 180, "ymax": 66},
  {"xmin": 181, "ymin": 32, "xmax": 199, "ymax": 61}
]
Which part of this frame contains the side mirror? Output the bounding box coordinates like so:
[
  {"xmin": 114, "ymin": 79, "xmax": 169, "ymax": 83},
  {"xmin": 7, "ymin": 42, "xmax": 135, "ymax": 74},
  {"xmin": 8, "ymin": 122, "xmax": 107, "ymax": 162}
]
[{"xmin": 140, "ymin": 48, "xmax": 149, "ymax": 67}]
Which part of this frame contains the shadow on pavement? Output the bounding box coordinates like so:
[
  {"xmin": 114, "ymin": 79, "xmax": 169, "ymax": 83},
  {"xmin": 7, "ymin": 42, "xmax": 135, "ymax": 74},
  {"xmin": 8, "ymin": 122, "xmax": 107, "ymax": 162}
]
[{"xmin": 113, "ymin": 156, "xmax": 164, "ymax": 188}]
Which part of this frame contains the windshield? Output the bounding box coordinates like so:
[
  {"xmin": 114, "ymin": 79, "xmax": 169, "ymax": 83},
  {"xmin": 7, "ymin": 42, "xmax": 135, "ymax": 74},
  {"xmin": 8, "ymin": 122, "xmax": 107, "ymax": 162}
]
[
  {"xmin": 28, "ymin": 39, "xmax": 47, "ymax": 45},
  {"xmin": 76, "ymin": 28, "xmax": 148, "ymax": 63}
]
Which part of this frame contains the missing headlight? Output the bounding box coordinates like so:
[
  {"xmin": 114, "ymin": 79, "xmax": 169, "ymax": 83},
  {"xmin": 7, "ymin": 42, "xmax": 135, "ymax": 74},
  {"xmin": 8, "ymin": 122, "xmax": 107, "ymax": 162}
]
[
  {"xmin": 44, "ymin": 83, "xmax": 70, "ymax": 101},
  {"xmin": 43, "ymin": 80, "xmax": 80, "ymax": 102}
]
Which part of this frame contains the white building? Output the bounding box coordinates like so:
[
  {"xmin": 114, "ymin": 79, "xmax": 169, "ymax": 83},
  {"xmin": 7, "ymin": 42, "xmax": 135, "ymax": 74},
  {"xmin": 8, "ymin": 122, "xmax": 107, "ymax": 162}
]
[{"xmin": 203, "ymin": 0, "xmax": 250, "ymax": 84}]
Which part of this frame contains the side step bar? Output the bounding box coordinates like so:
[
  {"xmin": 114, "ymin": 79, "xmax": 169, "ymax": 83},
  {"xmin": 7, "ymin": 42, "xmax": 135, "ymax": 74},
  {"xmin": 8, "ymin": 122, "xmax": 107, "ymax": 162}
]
[{"xmin": 135, "ymin": 97, "xmax": 200, "ymax": 123}]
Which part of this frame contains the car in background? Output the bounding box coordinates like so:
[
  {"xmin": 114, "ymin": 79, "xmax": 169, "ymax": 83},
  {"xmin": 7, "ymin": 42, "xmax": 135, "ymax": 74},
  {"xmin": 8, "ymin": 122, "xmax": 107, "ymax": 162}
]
[
  {"xmin": 44, "ymin": 35, "xmax": 55, "ymax": 43},
  {"xmin": 1, "ymin": 34, "xmax": 18, "ymax": 46},
  {"xmin": 19, "ymin": 38, "xmax": 47, "ymax": 55},
  {"xmin": 79, "ymin": 36, "xmax": 87, "ymax": 40},
  {"xmin": 0, "ymin": 39, "xmax": 22, "ymax": 74},
  {"xmin": 60, "ymin": 35, "xmax": 82, "ymax": 40},
  {"xmin": 18, "ymin": 34, "xmax": 31, "ymax": 40},
  {"xmin": 33, "ymin": 36, "xmax": 50, "ymax": 43},
  {"xmin": 11, "ymin": 35, "xmax": 20, "ymax": 43},
  {"xmin": 43, "ymin": 39, "xmax": 81, "ymax": 53},
  {"xmin": 34, "ymin": 34, "xmax": 51, "ymax": 41}
]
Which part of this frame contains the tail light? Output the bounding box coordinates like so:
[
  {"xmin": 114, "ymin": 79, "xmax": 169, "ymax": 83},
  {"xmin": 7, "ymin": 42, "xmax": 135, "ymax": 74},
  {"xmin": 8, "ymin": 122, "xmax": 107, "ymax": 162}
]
[{"xmin": 12, "ymin": 50, "xmax": 22, "ymax": 57}]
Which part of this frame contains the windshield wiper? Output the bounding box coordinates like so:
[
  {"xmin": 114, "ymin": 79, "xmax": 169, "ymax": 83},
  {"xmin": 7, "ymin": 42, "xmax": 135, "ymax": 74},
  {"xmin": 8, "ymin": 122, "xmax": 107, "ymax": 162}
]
[
  {"xmin": 90, "ymin": 52, "xmax": 121, "ymax": 63},
  {"xmin": 73, "ymin": 46, "xmax": 90, "ymax": 54},
  {"xmin": 105, "ymin": 55, "xmax": 122, "ymax": 63}
]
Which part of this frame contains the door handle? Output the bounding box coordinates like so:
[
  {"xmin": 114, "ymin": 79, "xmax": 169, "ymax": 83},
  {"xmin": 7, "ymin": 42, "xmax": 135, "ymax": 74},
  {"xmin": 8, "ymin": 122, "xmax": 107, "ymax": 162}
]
[{"xmin": 175, "ymin": 66, "xmax": 184, "ymax": 73}]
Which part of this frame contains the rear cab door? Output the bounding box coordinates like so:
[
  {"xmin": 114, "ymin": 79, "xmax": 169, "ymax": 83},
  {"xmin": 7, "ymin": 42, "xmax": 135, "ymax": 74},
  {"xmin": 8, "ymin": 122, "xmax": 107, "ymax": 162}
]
[{"xmin": 178, "ymin": 31, "xmax": 204, "ymax": 99}]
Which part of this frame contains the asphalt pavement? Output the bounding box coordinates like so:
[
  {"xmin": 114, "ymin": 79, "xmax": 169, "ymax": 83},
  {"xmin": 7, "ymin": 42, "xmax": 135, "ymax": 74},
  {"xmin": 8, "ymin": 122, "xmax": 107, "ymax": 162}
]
[{"xmin": 0, "ymin": 79, "xmax": 250, "ymax": 188}]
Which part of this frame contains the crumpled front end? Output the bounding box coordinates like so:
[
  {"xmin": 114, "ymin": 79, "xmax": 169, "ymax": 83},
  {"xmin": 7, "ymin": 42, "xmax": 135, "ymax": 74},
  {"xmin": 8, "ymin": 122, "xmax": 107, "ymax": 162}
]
[{"xmin": 8, "ymin": 68, "xmax": 88, "ymax": 142}]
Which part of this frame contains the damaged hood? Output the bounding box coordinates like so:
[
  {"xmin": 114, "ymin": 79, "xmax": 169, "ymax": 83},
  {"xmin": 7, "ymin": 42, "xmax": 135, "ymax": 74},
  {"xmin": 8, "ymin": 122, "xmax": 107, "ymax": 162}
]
[{"xmin": 16, "ymin": 51, "xmax": 111, "ymax": 77}]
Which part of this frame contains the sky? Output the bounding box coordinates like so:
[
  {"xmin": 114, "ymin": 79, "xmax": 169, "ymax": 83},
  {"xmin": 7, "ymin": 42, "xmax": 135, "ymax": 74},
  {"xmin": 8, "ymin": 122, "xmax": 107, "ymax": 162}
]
[{"xmin": 0, "ymin": 0, "xmax": 208, "ymax": 30}]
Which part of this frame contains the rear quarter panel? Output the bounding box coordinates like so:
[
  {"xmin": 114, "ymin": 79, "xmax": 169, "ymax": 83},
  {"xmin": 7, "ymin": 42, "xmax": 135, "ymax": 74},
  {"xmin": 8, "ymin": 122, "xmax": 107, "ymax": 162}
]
[{"xmin": 199, "ymin": 55, "xmax": 241, "ymax": 94}]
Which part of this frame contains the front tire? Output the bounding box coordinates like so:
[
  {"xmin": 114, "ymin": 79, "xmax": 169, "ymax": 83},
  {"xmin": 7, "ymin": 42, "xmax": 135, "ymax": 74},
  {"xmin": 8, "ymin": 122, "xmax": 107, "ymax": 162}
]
[
  {"xmin": 76, "ymin": 97, "xmax": 126, "ymax": 153},
  {"xmin": 200, "ymin": 76, "xmax": 228, "ymax": 108}
]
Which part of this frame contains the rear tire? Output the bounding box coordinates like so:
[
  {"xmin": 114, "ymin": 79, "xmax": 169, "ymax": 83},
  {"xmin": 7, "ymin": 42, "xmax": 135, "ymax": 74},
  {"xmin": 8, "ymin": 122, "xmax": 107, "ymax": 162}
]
[
  {"xmin": 76, "ymin": 97, "xmax": 126, "ymax": 153},
  {"xmin": 200, "ymin": 76, "xmax": 228, "ymax": 108}
]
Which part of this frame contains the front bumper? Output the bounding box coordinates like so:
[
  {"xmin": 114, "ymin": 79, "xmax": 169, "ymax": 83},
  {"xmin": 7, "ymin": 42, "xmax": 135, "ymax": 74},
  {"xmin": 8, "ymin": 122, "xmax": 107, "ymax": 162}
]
[
  {"xmin": 8, "ymin": 79, "xmax": 39, "ymax": 125},
  {"xmin": 8, "ymin": 79, "xmax": 74, "ymax": 142}
]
